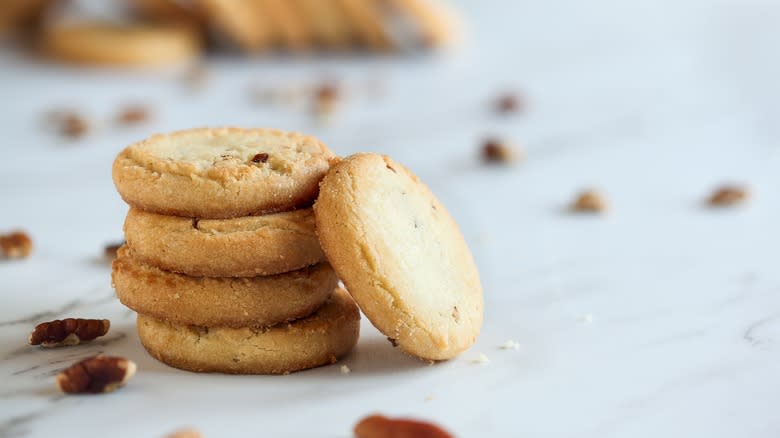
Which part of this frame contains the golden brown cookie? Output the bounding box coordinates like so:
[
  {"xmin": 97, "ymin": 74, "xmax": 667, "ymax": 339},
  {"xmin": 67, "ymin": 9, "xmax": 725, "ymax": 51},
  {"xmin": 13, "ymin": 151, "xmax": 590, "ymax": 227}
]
[
  {"xmin": 261, "ymin": 0, "xmax": 311, "ymax": 51},
  {"xmin": 297, "ymin": 0, "xmax": 354, "ymax": 49},
  {"xmin": 197, "ymin": 0, "xmax": 273, "ymax": 51},
  {"xmin": 112, "ymin": 246, "xmax": 336, "ymax": 328},
  {"xmin": 137, "ymin": 288, "xmax": 360, "ymax": 374},
  {"xmin": 123, "ymin": 207, "xmax": 325, "ymax": 277},
  {"xmin": 131, "ymin": 0, "xmax": 204, "ymax": 27},
  {"xmin": 314, "ymin": 153, "xmax": 483, "ymax": 361},
  {"xmin": 339, "ymin": 0, "xmax": 393, "ymax": 50},
  {"xmin": 40, "ymin": 21, "xmax": 201, "ymax": 67},
  {"xmin": 112, "ymin": 127, "xmax": 335, "ymax": 219}
]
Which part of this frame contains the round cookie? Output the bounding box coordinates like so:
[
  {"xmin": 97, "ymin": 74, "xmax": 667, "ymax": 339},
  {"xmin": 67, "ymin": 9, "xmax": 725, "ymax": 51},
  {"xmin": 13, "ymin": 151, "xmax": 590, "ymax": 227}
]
[
  {"xmin": 40, "ymin": 21, "xmax": 201, "ymax": 67},
  {"xmin": 113, "ymin": 246, "xmax": 336, "ymax": 328},
  {"xmin": 314, "ymin": 153, "xmax": 483, "ymax": 361},
  {"xmin": 124, "ymin": 207, "xmax": 325, "ymax": 277},
  {"xmin": 137, "ymin": 288, "xmax": 360, "ymax": 374},
  {"xmin": 112, "ymin": 127, "xmax": 336, "ymax": 219}
]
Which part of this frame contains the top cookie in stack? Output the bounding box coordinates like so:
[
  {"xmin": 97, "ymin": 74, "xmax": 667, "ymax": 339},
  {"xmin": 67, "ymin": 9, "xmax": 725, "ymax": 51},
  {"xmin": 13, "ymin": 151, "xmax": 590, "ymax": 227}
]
[{"xmin": 111, "ymin": 127, "xmax": 360, "ymax": 374}]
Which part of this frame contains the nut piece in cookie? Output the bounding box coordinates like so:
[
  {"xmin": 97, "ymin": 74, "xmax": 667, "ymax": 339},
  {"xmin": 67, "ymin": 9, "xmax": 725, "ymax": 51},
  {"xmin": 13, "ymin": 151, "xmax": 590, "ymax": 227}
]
[
  {"xmin": 56, "ymin": 355, "xmax": 136, "ymax": 394},
  {"xmin": 29, "ymin": 318, "xmax": 110, "ymax": 347},
  {"xmin": 314, "ymin": 153, "xmax": 483, "ymax": 361},
  {"xmin": 571, "ymin": 189, "xmax": 608, "ymax": 213},
  {"xmin": 708, "ymin": 185, "xmax": 749, "ymax": 207},
  {"xmin": 354, "ymin": 414, "xmax": 454, "ymax": 438},
  {"xmin": 0, "ymin": 231, "xmax": 32, "ymax": 259}
]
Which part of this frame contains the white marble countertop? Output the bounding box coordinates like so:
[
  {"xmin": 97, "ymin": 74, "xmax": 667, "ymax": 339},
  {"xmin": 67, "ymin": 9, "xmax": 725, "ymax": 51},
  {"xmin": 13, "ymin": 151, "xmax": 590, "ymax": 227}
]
[{"xmin": 1, "ymin": 0, "xmax": 779, "ymax": 436}]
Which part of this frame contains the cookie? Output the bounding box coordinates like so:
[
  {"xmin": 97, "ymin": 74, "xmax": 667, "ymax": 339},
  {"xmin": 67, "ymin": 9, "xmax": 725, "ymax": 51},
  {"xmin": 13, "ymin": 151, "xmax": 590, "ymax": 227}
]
[
  {"xmin": 261, "ymin": 0, "xmax": 311, "ymax": 51},
  {"xmin": 298, "ymin": 0, "xmax": 354, "ymax": 49},
  {"xmin": 112, "ymin": 127, "xmax": 335, "ymax": 219},
  {"xmin": 113, "ymin": 246, "xmax": 336, "ymax": 328},
  {"xmin": 131, "ymin": 0, "xmax": 204, "ymax": 27},
  {"xmin": 124, "ymin": 207, "xmax": 325, "ymax": 277},
  {"xmin": 40, "ymin": 21, "xmax": 201, "ymax": 67},
  {"xmin": 0, "ymin": 0, "xmax": 51, "ymax": 38},
  {"xmin": 137, "ymin": 288, "xmax": 360, "ymax": 374},
  {"xmin": 314, "ymin": 153, "xmax": 483, "ymax": 360},
  {"xmin": 339, "ymin": 0, "xmax": 393, "ymax": 50},
  {"xmin": 197, "ymin": 0, "xmax": 272, "ymax": 51}
]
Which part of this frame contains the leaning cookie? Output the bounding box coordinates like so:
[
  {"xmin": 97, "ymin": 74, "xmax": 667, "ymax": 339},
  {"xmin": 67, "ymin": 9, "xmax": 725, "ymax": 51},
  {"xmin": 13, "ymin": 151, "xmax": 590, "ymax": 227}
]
[
  {"xmin": 124, "ymin": 207, "xmax": 325, "ymax": 277},
  {"xmin": 40, "ymin": 21, "xmax": 201, "ymax": 67},
  {"xmin": 113, "ymin": 246, "xmax": 336, "ymax": 328},
  {"xmin": 112, "ymin": 127, "xmax": 336, "ymax": 219},
  {"xmin": 315, "ymin": 153, "xmax": 483, "ymax": 361},
  {"xmin": 137, "ymin": 288, "xmax": 360, "ymax": 374}
]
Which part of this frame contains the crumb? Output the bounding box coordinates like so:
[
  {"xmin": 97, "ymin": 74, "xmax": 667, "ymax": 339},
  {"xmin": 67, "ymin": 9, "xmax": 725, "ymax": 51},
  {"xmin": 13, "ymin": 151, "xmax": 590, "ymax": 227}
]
[
  {"xmin": 482, "ymin": 138, "xmax": 519, "ymax": 164},
  {"xmin": 59, "ymin": 112, "xmax": 90, "ymax": 138},
  {"xmin": 340, "ymin": 365, "xmax": 351, "ymax": 374},
  {"xmin": 425, "ymin": 395, "xmax": 434, "ymax": 401},
  {"xmin": 313, "ymin": 82, "xmax": 340, "ymax": 118},
  {"xmin": 495, "ymin": 92, "xmax": 523, "ymax": 114},
  {"xmin": 472, "ymin": 353, "xmax": 490, "ymax": 364},
  {"xmin": 116, "ymin": 105, "xmax": 150, "ymax": 125},
  {"xmin": 104, "ymin": 241, "xmax": 124, "ymax": 260},
  {"xmin": 571, "ymin": 189, "xmax": 607, "ymax": 213},
  {"xmin": 581, "ymin": 314, "xmax": 594, "ymax": 324},
  {"xmin": 708, "ymin": 185, "xmax": 749, "ymax": 207},
  {"xmin": 165, "ymin": 428, "xmax": 202, "ymax": 438},
  {"xmin": 499, "ymin": 340, "xmax": 520, "ymax": 350},
  {"xmin": 0, "ymin": 231, "xmax": 33, "ymax": 259}
]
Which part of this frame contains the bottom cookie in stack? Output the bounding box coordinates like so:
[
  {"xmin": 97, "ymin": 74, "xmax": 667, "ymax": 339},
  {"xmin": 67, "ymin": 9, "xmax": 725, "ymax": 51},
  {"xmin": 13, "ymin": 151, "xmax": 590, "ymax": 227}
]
[
  {"xmin": 112, "ymin": 246, "xmax": 359, "ymax": 374},
  {"xmin": 137, "ymin": 288, "xmax": 360, "ymax": 375}
]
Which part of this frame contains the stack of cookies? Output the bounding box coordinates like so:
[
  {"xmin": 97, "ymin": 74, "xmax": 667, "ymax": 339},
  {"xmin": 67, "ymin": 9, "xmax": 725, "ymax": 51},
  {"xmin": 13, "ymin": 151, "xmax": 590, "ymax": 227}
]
[{"xmin": 111, "ymin": 127, "xmax": 360, "ymax": 374}]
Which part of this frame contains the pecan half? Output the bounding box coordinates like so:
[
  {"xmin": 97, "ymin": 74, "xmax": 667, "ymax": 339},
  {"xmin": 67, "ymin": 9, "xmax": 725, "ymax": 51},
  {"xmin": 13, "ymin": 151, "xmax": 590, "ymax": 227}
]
[
  {"xmin": 571, "ymin": 190, "xmax": 608, "ymax": 213},
  {"xmin": 0, "ymin": 231, "xmax": 33, "ymax": 259},
  {"xmin": 56, "ymin": 355, "xmax": 136, "ymax": 394},
  {"xmin": 354, "ymin": 415, "xmax": 454, "ymax": 438},
  {"xmin": 708, "ymin": 185, "xmax": 749, "ymax": 207},
  {"xmin": 29, "ymin": 318, "xmax": 110, "ymax": 347}
]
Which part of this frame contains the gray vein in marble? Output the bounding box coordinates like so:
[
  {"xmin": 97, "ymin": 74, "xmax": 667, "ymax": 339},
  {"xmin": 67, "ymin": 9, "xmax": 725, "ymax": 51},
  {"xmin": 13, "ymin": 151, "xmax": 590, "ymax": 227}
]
[{"xmin": 743, "ymin": 312, "xmax": 780, "ymax": 347}]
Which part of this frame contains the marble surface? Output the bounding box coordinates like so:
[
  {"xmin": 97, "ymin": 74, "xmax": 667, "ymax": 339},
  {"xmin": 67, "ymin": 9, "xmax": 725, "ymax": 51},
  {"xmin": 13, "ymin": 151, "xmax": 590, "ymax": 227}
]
[{"xmin": 1, "ymin": 0, "xmax": 779, "ymax": 436}]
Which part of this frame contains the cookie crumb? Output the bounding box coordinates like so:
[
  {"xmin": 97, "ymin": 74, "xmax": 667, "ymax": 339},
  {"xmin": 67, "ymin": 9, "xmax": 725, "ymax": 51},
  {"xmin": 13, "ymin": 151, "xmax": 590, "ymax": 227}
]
[
  {"xmin": 60, "ymin": 112, "xmax": 90, "ymax": 138},
  {"xmin": 482, "ymin": 138, "xmax": 518, "ymax": 164},
  {"xmin": 117, "ymin": 105, "xmax": 150, "ymax": 125},
  {"xmin": 340, "ymin": 365, "xmax": 351, "ymax": 374},
  {"xmin": 708, "ymin": 185, "xmax": 749, "ymax": 207},
  {"xmin": 1, "ymin": 231, "xmax": 33, "ymax": 259},
  {"xmin": 104, "ymin": 241, "xmax": 124, "ymax": 260},
  {"xmin": 581, "ymin": 313, "xmax": 594, "ymax": 324},
  {"xmin": 425, "ymin": 395, "xmax": 434, "ymax": 401},
  {"xmin": 472, "ymin": 353, "xmax": 490, "ymax": 364},
  {"xmin": 495, "ymin": 92, "xmax": 523, "ymax": 114},
  {"xmin": 165, "ymin": 427, "xmax": 202, "ymax": 438},
  {"xmin": 571, "ymin": 189, "xmax": 607, "ymax": 213},
  {"xmin": 313, "ymin": 83, "xmax": 340, "ymax": 118},
  {"xmin": 499, "ymin": 340, "xmax": 520, "ymax": 350}
]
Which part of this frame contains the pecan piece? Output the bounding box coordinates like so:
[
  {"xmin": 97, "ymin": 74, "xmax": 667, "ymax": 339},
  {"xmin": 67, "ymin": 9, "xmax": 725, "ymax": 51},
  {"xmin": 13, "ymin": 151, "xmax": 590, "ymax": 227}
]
[
  {"xmin": 251, "ymin": 153, "xmax": 269, "ymax": 163},
  {"xmin": 56, "ymin": 355, "xmax": 136, "ymax": 394},
  {"xmin": 482, "ymin": 138, "xmax": 518, "ymax": 164},
  {"xmin": 708, "ymin": 185, "xmax": 749, "ymax": 207},
  {"xmin": 571, "ymin": 189, "xmax": 608, "ymax": 213},
  {"xmin": 117, "ymin": 105, "xmax": 150, "ymax": 125},
  {"xmin": 60, "ymin": 113, "xmax": 90, "ymax": 138},
  {"xmin": 354, "ymin": 415, "xmax": 454, "ymax": 438},
  {"xmin": 29, "ymin": 318, "xmax": 110, "ymax": 347},
  {"xmin": 0, "ymin": 231, "xmax": 33, "ymax": 259}
]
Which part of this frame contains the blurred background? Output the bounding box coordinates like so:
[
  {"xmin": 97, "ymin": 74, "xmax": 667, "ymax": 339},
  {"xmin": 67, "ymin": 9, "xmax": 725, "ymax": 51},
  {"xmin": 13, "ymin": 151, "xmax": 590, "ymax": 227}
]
[{"xmin": 1, "ymin": 0, "xmax": 779, "ymax": 436}]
